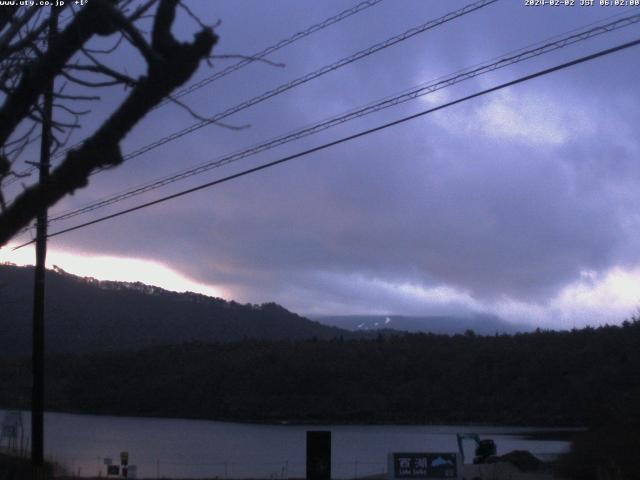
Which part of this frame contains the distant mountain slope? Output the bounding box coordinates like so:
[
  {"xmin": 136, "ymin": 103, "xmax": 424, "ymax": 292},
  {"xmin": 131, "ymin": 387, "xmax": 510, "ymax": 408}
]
[
  {"xmin": 312, "ymin": 314, "xmax": 532, "ymax": 335},
  {"xmin": 0, "ymin": 264, "xmax": 349, "ymax": 356}
]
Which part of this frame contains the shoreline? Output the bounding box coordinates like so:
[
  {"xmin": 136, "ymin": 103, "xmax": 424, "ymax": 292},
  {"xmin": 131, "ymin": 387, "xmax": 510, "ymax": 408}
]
[{"xmin": 0, "ymin": 406, "xmax": 586, "ymax": 431}]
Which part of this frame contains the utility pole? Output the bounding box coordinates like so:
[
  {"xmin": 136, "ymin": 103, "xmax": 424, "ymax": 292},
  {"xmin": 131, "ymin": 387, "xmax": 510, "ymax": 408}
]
[{"xmin": 32, "ymin": 8, "xmax": 57, "ymax": 480}]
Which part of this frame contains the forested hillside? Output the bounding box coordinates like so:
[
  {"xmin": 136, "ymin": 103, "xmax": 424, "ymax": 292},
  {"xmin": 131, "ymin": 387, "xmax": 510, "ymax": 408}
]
[
  {"xmin": 0, "ymin": 264, "xmax": 349, "ymax": 355},
  {"xmin": 1, "ymin": 321, "xmax": 639, "ymax": 427}
]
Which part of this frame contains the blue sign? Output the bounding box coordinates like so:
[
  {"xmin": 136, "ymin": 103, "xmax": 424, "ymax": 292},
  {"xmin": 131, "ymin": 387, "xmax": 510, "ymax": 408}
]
[{"xmin": 390, "ymin": 453, "xmax": 459, "ymax": 479}]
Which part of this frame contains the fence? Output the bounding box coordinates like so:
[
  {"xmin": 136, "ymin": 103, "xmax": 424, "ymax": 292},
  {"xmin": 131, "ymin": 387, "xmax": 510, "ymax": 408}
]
[{"xmin": 47, "ymin": 455, "xmax": 387, "ymax": 479}]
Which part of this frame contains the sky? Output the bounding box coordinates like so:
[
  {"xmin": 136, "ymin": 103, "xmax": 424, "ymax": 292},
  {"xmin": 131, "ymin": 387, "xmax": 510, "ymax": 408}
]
[{"xmin": 3, "ymin": 0, "xmax": 640, "ymax": 329}]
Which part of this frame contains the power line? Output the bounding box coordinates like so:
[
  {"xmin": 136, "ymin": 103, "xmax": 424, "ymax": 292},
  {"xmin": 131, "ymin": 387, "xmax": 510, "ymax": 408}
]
[
  {"xmin": 115, "ymin": 0, "xmax": 498, "ymax": 164},
  {"xmin": 13, "ymin": 36, "xmax": 640, "ymax": 250},
  {"xmin": 33, "ymin": 0, "xmax": 495, "ymax": 177},
  {"xmin": 157, "ymin": 0, "xmax": 386, "ymax": 107},
  {"xmin": 45, "ymin": 11, "xmax": 640, "ymax": 225},
  {"xmin": 3, "ymin": 0, "xmax": 386, "ymax": 185}
]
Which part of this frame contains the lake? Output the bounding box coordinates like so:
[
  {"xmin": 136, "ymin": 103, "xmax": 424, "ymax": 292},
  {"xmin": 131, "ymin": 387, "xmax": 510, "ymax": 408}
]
[{"xmin": 1, "ymin": 409, "xmax": 575, "ymax": 478}]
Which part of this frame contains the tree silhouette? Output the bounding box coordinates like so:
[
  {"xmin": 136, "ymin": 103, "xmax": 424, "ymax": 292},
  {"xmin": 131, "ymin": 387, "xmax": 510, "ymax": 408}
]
[{"xmin": 0, "ymin": 0, "xmax": 218, "ymax": 246}]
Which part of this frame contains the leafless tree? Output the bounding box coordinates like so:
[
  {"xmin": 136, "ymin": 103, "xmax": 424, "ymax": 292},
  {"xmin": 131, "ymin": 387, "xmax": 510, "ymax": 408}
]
[{"xmin": 0, "ymin": 0, "xmax": 218, "ymax": 246}]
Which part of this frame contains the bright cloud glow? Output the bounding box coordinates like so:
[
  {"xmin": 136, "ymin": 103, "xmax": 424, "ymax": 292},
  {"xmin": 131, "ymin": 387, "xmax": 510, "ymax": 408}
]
[
  {"xmin": 2, "ymin": 241, "xmax": 637, "ymax": 328},
  {"xmin": 486, "ymin": 269, "xmax": 640, "ymax": 329},
  {"xmin": 551, "ymin": 267, "xmax": 640, "ymax": 324},
  {"xmin": 434, "ymin": 90, "xmax": 593, "ymax": 146},
  {"xmin": 417, "ymin": 87, "xmax": 450, "ymax": 106},
  {"xmin": 393, "ymin": 281, "xmax": 481, "ymax": 307},
  {"xmin": 315, "ymin": 266, "xmax": 640, "ymax": 328},
  {"xmin": 0, "ymin": 244, "xmax": 227, "ymax": 299}
]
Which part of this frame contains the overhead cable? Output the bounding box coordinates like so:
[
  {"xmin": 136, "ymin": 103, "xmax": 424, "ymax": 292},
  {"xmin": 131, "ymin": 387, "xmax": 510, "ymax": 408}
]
[
  {"xmin": 32, "ymin": 0, "xmax": 495, "ymax": 176},
  {"xmin": 118, "ymin": 0, "xmax": 498, "ymax": 163},
  {"xmin": 158, "ymin": 0, "xmax": 386, "ymax": 107},
  {"xmin": 13, "ymin": 35, "xmax": 640, "ymax": 250},
  {"xmin": 46, "ymin": 11, "xmax": 640, "ymax": 225},
  {"xmin": 3, "ymin": 0, "xmax": 386, "ymax": 185}
]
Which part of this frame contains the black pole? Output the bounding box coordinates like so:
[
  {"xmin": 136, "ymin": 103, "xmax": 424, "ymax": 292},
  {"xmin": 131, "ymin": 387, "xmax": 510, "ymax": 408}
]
[
  {"xmin": 306, "ymin": 431, "xmax": 331, "ymax": 480},
  {"xmin": 32, "ymin": 8, "xmax": 57, "ymax": 480}
]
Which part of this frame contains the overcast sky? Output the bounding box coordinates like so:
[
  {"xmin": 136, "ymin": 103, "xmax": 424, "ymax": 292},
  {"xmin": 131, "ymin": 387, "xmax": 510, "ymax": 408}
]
[{"xmin": 4, "ymin": 0, "xmax": 640, "ymax": 328}]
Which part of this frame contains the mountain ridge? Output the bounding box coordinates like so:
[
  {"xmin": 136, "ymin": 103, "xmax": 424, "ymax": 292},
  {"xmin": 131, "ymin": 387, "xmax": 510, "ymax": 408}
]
[
  {"xmin": 0, "ymin": 263, "xmax": 350, "ymax": 356},
  {"xmin": 0, "ymin": 263, "xmax": 528, "ymax": 357},
  {"xmin": 312, "ymin": 313, "xmax": 532, "ymax": 335}
]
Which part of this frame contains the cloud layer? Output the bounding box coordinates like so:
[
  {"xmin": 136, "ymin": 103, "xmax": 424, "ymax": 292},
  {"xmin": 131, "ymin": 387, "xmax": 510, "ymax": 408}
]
[{"xmin": 6, "ymin": 0, "xmax": 640, "ymax": 327}]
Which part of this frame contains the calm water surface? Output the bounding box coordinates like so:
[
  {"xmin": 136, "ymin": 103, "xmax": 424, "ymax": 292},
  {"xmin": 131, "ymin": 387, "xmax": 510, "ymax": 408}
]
[{"xmin": 1, "ymin": 409, "xmax": 574, "ymax": 478}]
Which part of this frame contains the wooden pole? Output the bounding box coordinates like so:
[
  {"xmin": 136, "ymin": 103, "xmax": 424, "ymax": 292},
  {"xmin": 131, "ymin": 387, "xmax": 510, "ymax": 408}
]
[{"xmin": 32, "ymin": 8, "xmax": 57, "ymax": 480}]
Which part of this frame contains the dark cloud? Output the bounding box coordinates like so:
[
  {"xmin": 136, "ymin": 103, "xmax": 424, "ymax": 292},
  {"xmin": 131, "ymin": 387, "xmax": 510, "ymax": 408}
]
[{"xmin": 15, "ymin": 0, "xmax": 640, "ymax": 325}]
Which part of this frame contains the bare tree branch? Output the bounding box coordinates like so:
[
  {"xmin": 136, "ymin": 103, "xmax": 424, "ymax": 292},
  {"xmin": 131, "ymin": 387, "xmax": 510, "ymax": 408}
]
[
  {"xmin": 74, "ymin": 48, "xmax": 139, "ymax": 86},
  {"xmin": 0, "ymin": 17, "xmax": 48, "ymax": 61},
  {"xmin": 129, "ymin": 0, "xmax": 160, "ymax": 23},
  {"xmin": 0, "ymin": 7, "xmax": 40, "ymax": 58},
  {"xmin": 0, "ymin": 0, "xmax": 116, "ymax": 146},
  {"xmin": 212, "ymin": 54, "xmax": 285, "ymax": 68},
  {"xmin": 0, "ymin": 6, "xmax": 19, "ymax": 33},
  {"xmin": 82, "ymin": 32, "xmax": 125, "ymax": 55},
  {"xmin": 60, "ymin": 69, "xmax": 130, "ymax": 88},
  {"xmin": 0, "ymin": 0, "xmax": 218, "ymax": 246},
  {"xmin": 166, "ymin": 94, "xmax": 249, "ymax": 130}
]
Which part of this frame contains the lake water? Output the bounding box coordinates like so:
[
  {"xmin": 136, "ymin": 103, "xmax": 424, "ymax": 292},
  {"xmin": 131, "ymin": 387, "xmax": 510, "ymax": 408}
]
[{"xmin": 1, "ymin": 409, "xmax": 574, "ymax": 478}]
